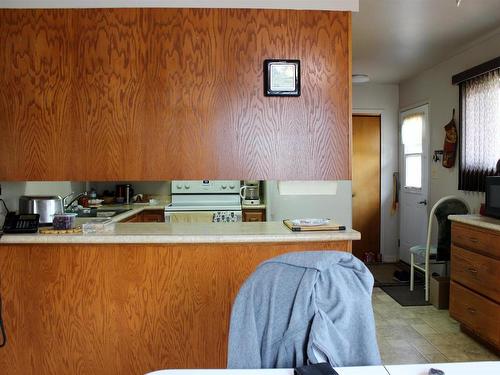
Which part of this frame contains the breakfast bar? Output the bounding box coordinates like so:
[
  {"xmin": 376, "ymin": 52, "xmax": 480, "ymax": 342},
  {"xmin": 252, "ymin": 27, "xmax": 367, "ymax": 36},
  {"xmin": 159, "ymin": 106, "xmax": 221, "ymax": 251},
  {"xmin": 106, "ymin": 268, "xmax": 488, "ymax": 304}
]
[{"xmin": 0, "ymin": 222, "xmax": 359, "ymax": 375}]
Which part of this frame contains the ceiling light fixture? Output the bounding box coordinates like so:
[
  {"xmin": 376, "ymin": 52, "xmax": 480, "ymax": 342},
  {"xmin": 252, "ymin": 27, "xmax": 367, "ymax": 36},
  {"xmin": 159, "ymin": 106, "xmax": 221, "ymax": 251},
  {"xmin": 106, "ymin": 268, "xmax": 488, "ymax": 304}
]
[
  {"xmin": 456, "ymin": 0, "xmax": 462, "ymax": 7},
  {"xmin": 352, "ymin": 74, "xmax": 370, "ymax": 83}
]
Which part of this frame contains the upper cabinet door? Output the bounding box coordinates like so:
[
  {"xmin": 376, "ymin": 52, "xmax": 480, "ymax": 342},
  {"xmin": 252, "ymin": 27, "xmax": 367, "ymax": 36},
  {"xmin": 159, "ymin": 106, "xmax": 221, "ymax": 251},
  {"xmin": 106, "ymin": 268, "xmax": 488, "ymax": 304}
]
[{"xmin": 0, "ymin": 9, "xmax": 351, "ymax": 181}]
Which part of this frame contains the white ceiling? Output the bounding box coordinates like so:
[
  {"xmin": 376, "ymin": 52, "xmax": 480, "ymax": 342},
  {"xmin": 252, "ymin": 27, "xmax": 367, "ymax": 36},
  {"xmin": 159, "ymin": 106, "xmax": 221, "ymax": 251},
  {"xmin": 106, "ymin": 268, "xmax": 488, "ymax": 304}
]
[
  {"xmin": 352, "ymin": 0, "xmax": 500, "ymax": 83},
  {"xmin": 0, "ymin": 0, "xmax": 358, "ymax": 11}
]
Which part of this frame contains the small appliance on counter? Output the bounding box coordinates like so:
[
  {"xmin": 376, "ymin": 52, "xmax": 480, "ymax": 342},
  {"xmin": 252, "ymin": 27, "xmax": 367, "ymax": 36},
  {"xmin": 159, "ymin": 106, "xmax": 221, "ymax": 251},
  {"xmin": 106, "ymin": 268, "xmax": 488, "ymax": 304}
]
[
  {"xmin": 240, "ymin": 180, "xmax": 261, "ymax": 205},
  {"xmin": 19, "ymin": 195, "xmax": 64, "ymax": 226},
  {"xmin": 484, "ymin": 176, "xmax": 500, "ymax": 219}
]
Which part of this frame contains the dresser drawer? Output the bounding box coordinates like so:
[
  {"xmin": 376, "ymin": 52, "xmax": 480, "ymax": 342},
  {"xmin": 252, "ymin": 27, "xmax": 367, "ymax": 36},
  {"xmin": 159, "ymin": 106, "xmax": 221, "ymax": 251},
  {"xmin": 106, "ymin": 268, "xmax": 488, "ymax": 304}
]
[
  {"xmin": 451, "ymin": 222, "xmax": 500, "ymax": 259},
  {"xmin": 451, "ymin": 245, "xmax": 500, "ymax": 302},
  {"xmin": 450, "ymin": 281, "xmax": 500, "ymax": 347}
]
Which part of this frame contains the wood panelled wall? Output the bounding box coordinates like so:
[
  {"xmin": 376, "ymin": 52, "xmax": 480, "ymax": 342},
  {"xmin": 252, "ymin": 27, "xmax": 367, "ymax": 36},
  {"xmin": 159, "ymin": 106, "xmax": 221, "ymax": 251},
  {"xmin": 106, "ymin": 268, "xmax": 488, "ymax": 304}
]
[
  {"xmin": 0, "ymin": 241, "xmax": 351, "ymax": 374},
  {"xmin": 0, "ymin": 9, "xmax": 350, "ymax": 181}
]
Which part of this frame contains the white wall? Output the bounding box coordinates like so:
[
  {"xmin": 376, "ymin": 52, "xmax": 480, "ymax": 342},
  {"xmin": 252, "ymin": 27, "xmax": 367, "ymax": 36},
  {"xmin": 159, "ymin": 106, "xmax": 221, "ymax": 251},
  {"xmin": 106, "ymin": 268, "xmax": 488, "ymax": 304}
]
[
  {"xmin": 399, "ymin": 30, "xmax": 500, "ymax": 214},
  {"xmin": 353, "ymin": 83, "xmax": 400, "ymax": 262},
  {"xmin": 264, "ymin": 180, "xmax": 353, "ymax": 230},
  {"xmin": 89, "ymin": 181, "xmax": 171, "ymax": 200}
]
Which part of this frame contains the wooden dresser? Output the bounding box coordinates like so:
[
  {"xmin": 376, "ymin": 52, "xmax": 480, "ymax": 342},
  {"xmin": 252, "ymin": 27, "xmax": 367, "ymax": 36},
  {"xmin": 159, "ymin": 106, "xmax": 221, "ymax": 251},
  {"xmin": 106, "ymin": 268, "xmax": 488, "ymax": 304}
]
[{"xmin": 449, "ymin": 216, "xmax": 500, "ymax": 351}]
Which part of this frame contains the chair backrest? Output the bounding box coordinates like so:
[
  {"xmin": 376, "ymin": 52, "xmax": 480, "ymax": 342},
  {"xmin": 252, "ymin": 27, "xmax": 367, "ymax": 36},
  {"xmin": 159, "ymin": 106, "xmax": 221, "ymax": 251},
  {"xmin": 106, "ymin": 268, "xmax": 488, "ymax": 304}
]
[
  {"xmin": 227, "ymin": 251, "xmax": 381, "ymax": 369},
  {"xmin": 426, "ymin": 196, "xmax": 470, "ymax": 261}
]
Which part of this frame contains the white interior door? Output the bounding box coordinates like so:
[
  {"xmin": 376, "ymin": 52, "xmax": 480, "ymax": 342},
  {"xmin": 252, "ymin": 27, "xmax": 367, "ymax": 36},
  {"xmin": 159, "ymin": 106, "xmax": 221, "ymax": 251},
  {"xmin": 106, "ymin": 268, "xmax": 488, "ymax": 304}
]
[{"xmin": 399, "ymin": 105, "xmax": 429, "ymax": 263}]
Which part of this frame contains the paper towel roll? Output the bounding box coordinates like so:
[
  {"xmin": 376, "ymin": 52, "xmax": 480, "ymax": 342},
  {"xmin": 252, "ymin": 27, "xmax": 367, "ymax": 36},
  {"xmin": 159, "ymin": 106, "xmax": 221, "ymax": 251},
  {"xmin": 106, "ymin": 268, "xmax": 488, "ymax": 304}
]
[{"xmin": 278, "ymin": 181, "xmax": 338, "ymax": 195}]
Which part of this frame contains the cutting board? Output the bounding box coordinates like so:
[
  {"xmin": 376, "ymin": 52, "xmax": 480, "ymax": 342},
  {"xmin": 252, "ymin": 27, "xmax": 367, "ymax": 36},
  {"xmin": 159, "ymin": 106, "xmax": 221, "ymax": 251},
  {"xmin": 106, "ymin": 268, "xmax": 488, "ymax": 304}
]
[
  {"xmin": 39, "ymin": 227, "xmax": 82, "ymax": 234},
  {"xmin": 283, "ymin": 219, "xmax": 346, "ymax": 232}
]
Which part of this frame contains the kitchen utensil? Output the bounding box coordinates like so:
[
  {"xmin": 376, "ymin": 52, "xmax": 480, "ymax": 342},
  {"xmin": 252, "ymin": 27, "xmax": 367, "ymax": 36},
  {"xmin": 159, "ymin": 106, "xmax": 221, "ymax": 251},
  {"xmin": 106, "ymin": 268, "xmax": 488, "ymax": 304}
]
[
  {"xmin": 19, "ymin": 195, "xmax": 64, "ymax": 226},
  {"xmin": 39, "ymin": 226, "xmax": 82, "ymax": 234}
]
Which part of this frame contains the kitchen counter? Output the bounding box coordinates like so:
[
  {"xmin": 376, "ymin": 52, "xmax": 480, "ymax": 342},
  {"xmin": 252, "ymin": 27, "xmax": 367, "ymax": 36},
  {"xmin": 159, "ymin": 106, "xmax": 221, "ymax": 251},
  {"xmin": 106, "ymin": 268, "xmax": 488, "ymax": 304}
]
[
  {"xmin": 448, "ymin": 214, "xmax": 500, "ymax": 232},
  {"xmin": 0, "ymin": 204, "xmax": 356, "ymax": 374},
  {"xmin": 241, "ymin": 203, "xmax": 266, "ymax": 209},
  {"xmin": 0, "ymin": 221, "xmax": 360, "ymax": 244}
]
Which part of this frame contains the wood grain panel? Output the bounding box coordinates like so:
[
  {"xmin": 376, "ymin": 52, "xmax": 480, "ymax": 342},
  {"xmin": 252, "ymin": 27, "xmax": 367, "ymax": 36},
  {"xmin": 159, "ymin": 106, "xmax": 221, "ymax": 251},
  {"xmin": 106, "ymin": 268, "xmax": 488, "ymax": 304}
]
[
  {"xmin": 0, "ymin": 10, "xmax": 79, "ymax": 180},
  {"xmin": 451, "ymin": 222, "xmax": 500, "ymax": 259},
  {"xmin": 0, "ymin": 241, "xmax": 350, "ymax": 374},
  {"xmin": 451, "ymin": 245, "xmax": 500, "ymax": 302},
  {"xmin": 450, "ymin": 281, "xmax": 500, "ymax": 348},
  {"xmin": 0, "ymin": 9, "xmax": 350, "ymax": 181},
  {"xmin": 352, "ymin": 115, "xmax": 381, "ymax": 260}
]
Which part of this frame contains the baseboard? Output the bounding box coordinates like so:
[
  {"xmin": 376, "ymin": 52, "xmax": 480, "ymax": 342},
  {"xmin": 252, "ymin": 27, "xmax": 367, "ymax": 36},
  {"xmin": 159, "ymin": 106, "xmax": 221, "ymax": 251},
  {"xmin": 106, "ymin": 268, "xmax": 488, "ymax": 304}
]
[{"xmin": 382, "ymin": 255, "xmax": 398, "ymax": 263}]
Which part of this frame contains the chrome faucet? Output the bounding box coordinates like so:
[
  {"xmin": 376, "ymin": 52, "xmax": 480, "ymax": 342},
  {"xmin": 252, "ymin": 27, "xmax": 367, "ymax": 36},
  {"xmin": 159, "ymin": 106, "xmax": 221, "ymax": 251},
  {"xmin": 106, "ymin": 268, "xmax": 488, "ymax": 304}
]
[{"xmin": 63, "ymin": 192, "xmax": 87, "ymax": 210}]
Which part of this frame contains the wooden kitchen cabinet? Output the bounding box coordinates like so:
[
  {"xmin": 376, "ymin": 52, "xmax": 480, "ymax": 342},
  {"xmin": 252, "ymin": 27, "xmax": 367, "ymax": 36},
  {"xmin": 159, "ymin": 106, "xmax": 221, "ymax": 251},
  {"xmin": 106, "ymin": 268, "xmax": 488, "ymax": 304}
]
[
  {"xmin": 120, "ymin": 210, "xmax": 165, "ymax": 223},
  {"xmin": 243, "ymin": 209, "xmax": 266, "ymax": 222},
  {"xmin": 0, "ymin": 240, "xmax": 353, "ymax": 374},
  {"xmin": 449, "ymin": 222, "xmax": 500, "ymax": 350},
  {"xmin": 121, "ymin": 213, "xmax": 140, "ymax": 222},
  {"xmin": 0, "ymin": 9, "xmax": 350, "ymax": 181},
  {"xmin": 140, "ymin": 210, "xmax": 165, "ymax": 223}
]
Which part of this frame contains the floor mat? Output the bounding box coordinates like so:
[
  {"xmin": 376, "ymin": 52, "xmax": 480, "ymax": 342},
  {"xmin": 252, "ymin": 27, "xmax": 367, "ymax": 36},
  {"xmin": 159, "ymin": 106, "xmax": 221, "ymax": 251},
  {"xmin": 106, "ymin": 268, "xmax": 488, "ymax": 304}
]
[
  {"xmin": 367, "ymin": 262, "xmax": 423, "ymax": 287},
  {"xmin": 380, "ymin": 284, "xmax": 431, "ymax": 306}
]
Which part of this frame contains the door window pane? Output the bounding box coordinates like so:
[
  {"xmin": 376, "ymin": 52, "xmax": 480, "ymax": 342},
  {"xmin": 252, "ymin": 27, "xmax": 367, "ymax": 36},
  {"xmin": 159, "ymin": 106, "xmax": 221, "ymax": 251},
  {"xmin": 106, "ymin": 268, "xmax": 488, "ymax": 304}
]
[
  {"xmin": 405, "ymin": 154, "xmax": 422, "ymax": 188},
  {"xmin": 402, "ymin": 113, "xmax": 423, "ymax": 154}
]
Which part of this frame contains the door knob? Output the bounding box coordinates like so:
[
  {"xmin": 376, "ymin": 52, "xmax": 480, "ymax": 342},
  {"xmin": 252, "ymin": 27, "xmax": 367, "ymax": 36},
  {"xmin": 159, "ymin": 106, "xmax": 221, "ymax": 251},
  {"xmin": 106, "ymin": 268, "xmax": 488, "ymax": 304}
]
[{"xmin": 418, "ymin": 200, "xmax": 427, "ymax": 205}]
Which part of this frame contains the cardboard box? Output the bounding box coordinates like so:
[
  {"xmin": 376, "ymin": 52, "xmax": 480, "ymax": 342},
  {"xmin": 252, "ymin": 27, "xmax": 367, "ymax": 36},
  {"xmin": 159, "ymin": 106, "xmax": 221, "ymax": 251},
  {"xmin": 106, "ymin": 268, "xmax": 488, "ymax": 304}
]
[{"xmin": 430, "ymin": 276, "xmax": 450, "ymax": 309}]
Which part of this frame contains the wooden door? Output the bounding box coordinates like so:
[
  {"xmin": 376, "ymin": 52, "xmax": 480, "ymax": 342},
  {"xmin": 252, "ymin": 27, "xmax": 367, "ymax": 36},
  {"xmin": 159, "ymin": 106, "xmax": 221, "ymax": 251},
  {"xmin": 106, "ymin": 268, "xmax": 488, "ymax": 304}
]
[{"xmin": 352, "ymin": 115, "xmax": 381, "ymax": 261}]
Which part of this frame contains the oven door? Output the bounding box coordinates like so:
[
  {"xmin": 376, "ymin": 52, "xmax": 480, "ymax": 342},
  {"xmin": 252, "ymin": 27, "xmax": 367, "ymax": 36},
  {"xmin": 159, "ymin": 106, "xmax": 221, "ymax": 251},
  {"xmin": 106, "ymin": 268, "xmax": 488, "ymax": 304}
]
[{"xmin": 164, "ymin": 210, "xmax": 242, "ymax": 223}]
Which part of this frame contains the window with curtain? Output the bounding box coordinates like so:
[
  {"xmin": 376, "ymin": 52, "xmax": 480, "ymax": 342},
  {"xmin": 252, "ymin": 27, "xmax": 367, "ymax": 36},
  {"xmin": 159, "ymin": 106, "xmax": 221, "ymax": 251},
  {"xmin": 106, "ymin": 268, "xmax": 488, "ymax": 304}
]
[{"xmin": 457, "ymin": 64, "xmax": 500, "ymax": 192}]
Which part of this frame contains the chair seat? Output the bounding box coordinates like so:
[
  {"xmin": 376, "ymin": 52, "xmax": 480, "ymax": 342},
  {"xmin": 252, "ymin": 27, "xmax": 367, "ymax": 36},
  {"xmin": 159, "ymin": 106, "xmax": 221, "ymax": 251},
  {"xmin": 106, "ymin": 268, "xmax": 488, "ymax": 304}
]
[{"xmin": 410, "ymin": 245, "xmax": 437, "ymax": 257}]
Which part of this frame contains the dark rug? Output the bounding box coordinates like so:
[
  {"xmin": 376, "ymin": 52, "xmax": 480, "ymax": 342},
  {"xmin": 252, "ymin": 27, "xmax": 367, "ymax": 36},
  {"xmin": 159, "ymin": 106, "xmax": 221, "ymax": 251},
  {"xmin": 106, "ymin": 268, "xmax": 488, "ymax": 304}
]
[
  {"xmin": 367, "ymin": 262, "xmax": 423, "ymax": 287},
  {"xmin": 380, "ymin": 284, "xmax": 431, "ymax": 306}
]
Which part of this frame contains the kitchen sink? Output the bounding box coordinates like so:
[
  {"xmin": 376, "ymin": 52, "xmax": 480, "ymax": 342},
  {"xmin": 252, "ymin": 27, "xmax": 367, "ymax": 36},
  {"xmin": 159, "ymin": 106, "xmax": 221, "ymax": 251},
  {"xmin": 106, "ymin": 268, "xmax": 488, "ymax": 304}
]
[{"xmin": 69, "ymin": 208, "xmax": 131, "ymax": 218}]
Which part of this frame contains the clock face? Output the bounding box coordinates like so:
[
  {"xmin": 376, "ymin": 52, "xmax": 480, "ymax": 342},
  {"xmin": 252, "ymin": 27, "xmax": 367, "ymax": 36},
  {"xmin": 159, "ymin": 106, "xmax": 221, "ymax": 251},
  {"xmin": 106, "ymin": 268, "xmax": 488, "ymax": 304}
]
[
  {"xmin": 269, "ymin": 63, "xmax": 297, "ymax": 92},
  {"xmin": 264, "ymin": 59, "xmax": 300, "ymax": 96}
]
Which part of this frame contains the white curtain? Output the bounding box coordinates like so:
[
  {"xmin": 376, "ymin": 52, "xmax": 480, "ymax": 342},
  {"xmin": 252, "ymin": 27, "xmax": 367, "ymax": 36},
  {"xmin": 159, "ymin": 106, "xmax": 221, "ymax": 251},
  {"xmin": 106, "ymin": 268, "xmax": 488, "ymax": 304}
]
[{"xmin": 462, "ymin": 69, "xmax": 500, "ymax": 172}]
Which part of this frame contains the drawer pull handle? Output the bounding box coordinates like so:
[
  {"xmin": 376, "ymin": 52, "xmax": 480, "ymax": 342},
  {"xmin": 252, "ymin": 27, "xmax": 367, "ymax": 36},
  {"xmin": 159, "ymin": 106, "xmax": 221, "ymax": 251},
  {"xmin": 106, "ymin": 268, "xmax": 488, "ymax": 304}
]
[
  {"xmin": 467, "ymin": 307, "xmax": 476, "ymax": 314},
  {"xmin": 469, "ymin": 237, "xmax": 479, "ymax": 243},
  {"xmin": 467, "ymin": 267, "xmax": 478, "ymax": 274}
]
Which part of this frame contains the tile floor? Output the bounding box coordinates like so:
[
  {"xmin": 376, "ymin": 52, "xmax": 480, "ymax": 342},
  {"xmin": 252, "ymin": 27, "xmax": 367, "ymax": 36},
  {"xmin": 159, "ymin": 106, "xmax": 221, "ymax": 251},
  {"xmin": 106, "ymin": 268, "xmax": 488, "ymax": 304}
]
[{"xmin": 372, "ymin": 287, "xmax": 499, "ymax": 364}]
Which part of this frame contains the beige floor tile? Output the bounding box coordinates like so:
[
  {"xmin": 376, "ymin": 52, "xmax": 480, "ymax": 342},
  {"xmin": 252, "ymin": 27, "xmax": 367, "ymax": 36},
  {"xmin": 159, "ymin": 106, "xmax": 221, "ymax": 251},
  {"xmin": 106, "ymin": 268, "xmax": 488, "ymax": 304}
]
[
  {"xmin": 373, "ymin": 287, "xmax": 498, "ymax": 365},
  {"xmin": 382, "ymin": 351, "xmax": 429, "ymax": 365},
  {"xmin": 385, "ymin": 318, "xmax": 409, "ymax": 327},
  {"xmin": 422, "ymin": 352, "xmax": 448, "ymax": 363},
  {"xmin": 411, "ymin": 323, "xmax": 438, "ymax": 336},
  {"xmin": 408, "ymin": 337, "xmax": 439, "ymax": 355}
]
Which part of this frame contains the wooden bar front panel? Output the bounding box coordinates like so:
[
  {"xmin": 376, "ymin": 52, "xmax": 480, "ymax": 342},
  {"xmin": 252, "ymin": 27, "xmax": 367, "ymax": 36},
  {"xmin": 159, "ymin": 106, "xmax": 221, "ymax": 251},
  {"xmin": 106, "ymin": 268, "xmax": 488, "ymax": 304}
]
[
  {"xmin": 0, "ymin": 9, "xmax": 351, "ymax": 181},
  {"xmin": 0, "ymin": 241, "xmax": 350, "ymax": 375}
]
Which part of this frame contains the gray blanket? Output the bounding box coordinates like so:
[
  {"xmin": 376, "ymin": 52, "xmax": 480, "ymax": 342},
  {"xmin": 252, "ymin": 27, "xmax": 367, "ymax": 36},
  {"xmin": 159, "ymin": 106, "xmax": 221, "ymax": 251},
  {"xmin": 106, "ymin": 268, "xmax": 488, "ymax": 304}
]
[{"xmin": 227, "ymin": 251, "xmax": 381, "ymax": 369}]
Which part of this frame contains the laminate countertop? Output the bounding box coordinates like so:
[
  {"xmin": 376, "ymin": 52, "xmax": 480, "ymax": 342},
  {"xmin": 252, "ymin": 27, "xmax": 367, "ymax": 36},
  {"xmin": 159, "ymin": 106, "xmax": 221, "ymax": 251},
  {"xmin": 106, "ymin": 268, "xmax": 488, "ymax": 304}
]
[
  {"xmin": 0, "ymin": 221, "xmax": 360, "ymax": 244},
  {"xmin": 448, "ymin": 214, "xmax": 500, "ymax": 232}
]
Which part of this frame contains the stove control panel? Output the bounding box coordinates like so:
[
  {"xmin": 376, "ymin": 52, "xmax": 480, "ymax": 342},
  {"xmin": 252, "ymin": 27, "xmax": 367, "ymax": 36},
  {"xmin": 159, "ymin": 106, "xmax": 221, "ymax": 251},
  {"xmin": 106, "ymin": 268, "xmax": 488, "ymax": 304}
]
[
  {"xmin": 213, "ymin": 211, "xmax": 242, "ymax": 222},
  {"xmin": 171, "ymin": 180, "xmax": 241, "ymax": 194}
]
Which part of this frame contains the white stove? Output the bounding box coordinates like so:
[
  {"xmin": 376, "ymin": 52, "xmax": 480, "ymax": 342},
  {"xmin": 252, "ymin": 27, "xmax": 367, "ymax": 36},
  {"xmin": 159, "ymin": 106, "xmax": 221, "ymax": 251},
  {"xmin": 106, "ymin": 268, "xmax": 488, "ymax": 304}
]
[{"xmin": 165, "ymin": 180, "xmax": 242, "ymax": 223}]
